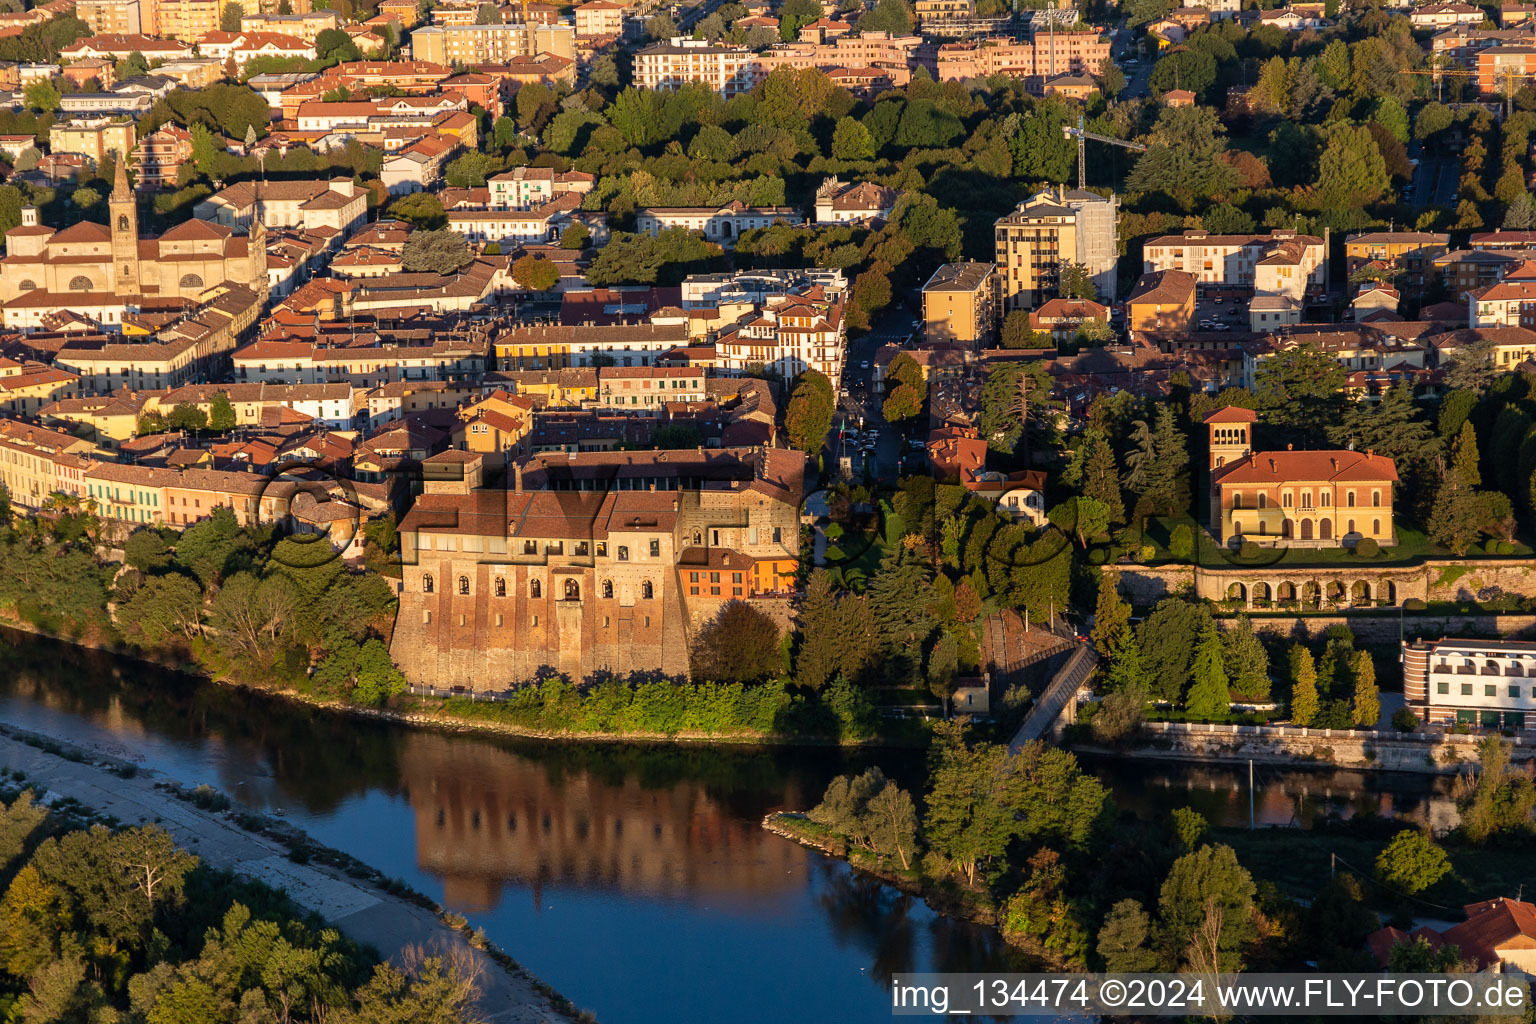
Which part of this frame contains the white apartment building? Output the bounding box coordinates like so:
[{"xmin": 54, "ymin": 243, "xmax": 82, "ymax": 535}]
[
  {"xmin": 1469, "ymin": 273, "xmax": 1536, "ymax": 326},
  {"xmin": 1141, "ymin": 229, "xmax": 1326, "ymax": 301},
  {"xmin": 1403, "ymin": 638, "xmax": 1536, "ymax": 730},
  {"xmin": 447, "ymin": 206, "xmax": 570, "ymax": 246},
  {"xmin": 680, "ymin": 268, "xmax": 847, "ymax": 308},
  {"xmin": 194, "ymin": 179, "xmax": 368, "ymax": 239},
  {"xmin": 633, "ymin": 38, "xmax": 760, "ymax": 96},
  {"xmin": 716, "ymin": 292, "xmax": 846, "ymax": 382},
  {"xmin": 487, "ymin": 166, "xmax": 595, "ymax": 210}
]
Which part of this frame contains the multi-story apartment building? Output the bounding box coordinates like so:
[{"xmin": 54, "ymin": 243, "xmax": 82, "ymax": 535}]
[
  {"xmin": 1206, "ymin": 406, "xmax": 1398, "ymax": 548},
  {"xmin": 680, "ymin": 268, "xmax": 846, "ymax": 308},
  {"xmin": 76, "ymin": 0, "xmax": 141, "ymax": 35},
  {"xmin": 633, "ymin": 38, "xmax": 759, "ymax": 96},
  {"xmin": 595, "ymin": 366, "xmax": 707, "ymax": 414},
  {"xmin": 1126, "ymin": 269, "xmax": 1196, "ymax": 333},
  {"xmin": 194, "ymin": 179, "xmax": 368, "ymax": 239},
  {"xmin": 47, "ymin": 116, "xmax": 134, "ymax": 167},
  {"xmin": 1343, "ymin": 231, "xmax": 1449, "ymax": 288},
  {"xmin": 1468, "ymin": 269, "xmax": 1536, "ymax": 327},
  {"xmin": 1027, "ymin": 297, "xmax": 1110, "ymax": 344},
  {"xmin": 494, "ymin": 322, "xmax": 692, "ymax": 370},
  {"xmin": 1141, "ymin": 229, "xmax": 1326, "ymax": 301},
  {"xmin": 1411, "ymin": 2, "xmax": 1485, "ymax": 29},
  {"xmin": 408, "ymin": 22, "xmax": 576, "ymax": 64},
  {"xmin": 1477, "ymin": 44, "xmax": 1536, "ymax": 94},
  {"xmin": 1434, "ymin": 325, "xmax": 1536, "ymax": 368},
  {"xmin": 60, "ymin": 32, "xmax": 193, "ymax": 60},
  {"xmin": 129, "ymin": 123, "xmax": 192, "ymax": 190},
  {"xmin": 1470, "ymin": 229, "xmax": 1536, "ymax": 249},
  {"xmin": 390, "ymin": 446, "xmax": 804, "ymax": 688},
  {"xmin": 153, "ymin": 0, "xmax": 226, "ymax": 42},
  {"xmin": 933, "ymin": 30, "xmax": 1112, "ymax": 80},
  {"xmin": 922, "ymin": 261, "xmax": 996, "ymax": 348},
  {"xmin": 993, "ymin": 187, "xmax": 1119, "ymax": 310},
  {"xmin": 574, "ymin": 0, "xmax": 626, "ymax": 37},
  {"xmin": 232, "ymin": 333, "xmax": 491, "ymax": 386},
  {"xmin": 239, "ymin": 9, "xmax": 339, "ymax": 42},
  {"xmin": 913, "ymin": 0, "xmax": 975, "ymax": 27},
  {"xmin": 1403, "ymin": 637, "xmax": 1536, "ymax": 729},
  {"xmin": 0, "ymin": 417, "xmax": 95, "ymax": 508},
  {"xmin": 813, "ymin": 177, "xmax": 901, "ymax": 225},
  {"xmin": 487, "ymin": 166, "xmax": 596, "ymax": 210},
  {"xmin": 0, "ymin": 360, "xmax": 77, "ymax": 416},
  {"xmin": 715, "ymin": 291, "xmax": 846, "ymax": 381},
  {"xmin": 635, "ymin": 201, "xmax": 803, "ymax": 244},
  {"xmin": 753, "ymin": 30, "xmax": 924, "ymax": 84}
]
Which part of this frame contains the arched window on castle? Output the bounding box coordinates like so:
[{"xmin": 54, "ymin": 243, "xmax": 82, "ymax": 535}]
[
  {"xmin": 494, "ymin": 577, "xmax": 506, "ymax": 597},
  {"xmin": 179, "ymin": 273, "xmax": 203, "ymax": 290},
  {"xmin": 602, "ymin": 580, "xmax": 613, "ymax": 598},
  {"xmin": 423, "ymin": 573, "xmax": 433, "ymax": 593},
  {"xmin": 641, "ymin": 581, "xmax": 654, "ymax": 599},
  {"xmin": 564, "ymin": 579, "xmax": 580, "ymax": 600},
  {"xmin": 531, "ymin": 579, "xmax": 542, "ymax": 599},
  {"xmin": 68, "ymin": 275, "xmax": 92, "ymax": 291},
  {"xmin": 117, "ymin": 215, "xmax": 130, "ymax": 232},
  {"xmin": 457, "ymin": 576, "xmax": 469, "ymax": 595}
]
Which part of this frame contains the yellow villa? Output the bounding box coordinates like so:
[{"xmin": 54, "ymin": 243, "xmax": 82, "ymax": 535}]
[{"xmin": 1206, "ymin": 406, "xmax": 1399, "ymax": 549}]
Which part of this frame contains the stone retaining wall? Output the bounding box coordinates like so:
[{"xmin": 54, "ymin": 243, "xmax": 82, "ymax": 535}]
[{"xmin": 1119, "ymin": 720, "xmax": 1536, "ymax": 774}]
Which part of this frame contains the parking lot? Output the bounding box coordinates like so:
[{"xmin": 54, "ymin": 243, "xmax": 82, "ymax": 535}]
[{"xmin": 1194, "ymin": 297, "xmax": 1247, "ymax": 332}]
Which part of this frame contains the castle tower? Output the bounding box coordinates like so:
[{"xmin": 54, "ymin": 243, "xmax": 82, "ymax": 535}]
[
  {"xmin": 110, "ymin": 160, "xmax": 140, "ymax": 296},
  {"xmin": 1204, "ymin": 406, "xmax": 1256, "ymax": 476}
]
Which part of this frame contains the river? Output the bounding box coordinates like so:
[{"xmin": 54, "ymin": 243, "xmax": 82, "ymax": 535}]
[{"xmin": 0, "ymin": 628, "xmax": 1460, "ymax": 1023}]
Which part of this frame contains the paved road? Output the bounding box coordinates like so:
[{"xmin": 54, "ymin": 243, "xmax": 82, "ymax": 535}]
[
  {"xmin": 1409, "ymin": 157, "xmax": 1461, "ymax": 210},
  {"xmin": 825, "ymin": 307, "xmax": 920, "ymax": 483},
  {"xmin": 0, "ymin": 730, "xmax": 575, "ymax": 1024}
]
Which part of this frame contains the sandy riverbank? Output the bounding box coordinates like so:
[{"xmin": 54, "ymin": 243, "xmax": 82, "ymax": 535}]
[{"xmin": 0, "ymin": 725, "xmax": 589, "ymax": 1024}]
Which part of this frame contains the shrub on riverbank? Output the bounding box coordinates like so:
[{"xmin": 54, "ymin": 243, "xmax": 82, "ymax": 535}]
[{"xmin": 436, "ymin": 675, "xmax": 883, "ymax": 740}]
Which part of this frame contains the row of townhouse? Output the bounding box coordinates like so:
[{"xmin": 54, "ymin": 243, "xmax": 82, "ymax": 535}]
[
  {"xmin": 48, "ymin": 286, "xmax": 264, "ymax": 392},
  {"xmin": 0, "ymin": 414, "xmax": 376, "ymax": 541},
  {"xmin": 633, "ymin": 29, "xmax": 1111, "ymax": 95},
  {"xmin": 233, "ymin": 333, "xmax": 494, "ymax": 387}
]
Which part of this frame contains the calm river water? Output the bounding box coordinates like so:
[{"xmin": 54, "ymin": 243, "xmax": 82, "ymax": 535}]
[{"xmin": 0, "ymin": 628, "xmax": 1458, "ymax": 1023}]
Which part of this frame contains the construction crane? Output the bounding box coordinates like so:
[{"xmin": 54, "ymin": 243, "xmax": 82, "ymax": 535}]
[{"xmin": 1061, "ymin": 115, "xmax": 1146, "ymax": 191}]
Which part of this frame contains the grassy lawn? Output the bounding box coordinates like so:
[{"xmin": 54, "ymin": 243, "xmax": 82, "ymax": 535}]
[
  {"xmin": 1114, "ymin": 518, "xmax": 1529, "ymax": 574},
  {"xmin": 824, "ymin": 500, "xmax": 901, "ymax": 589}
]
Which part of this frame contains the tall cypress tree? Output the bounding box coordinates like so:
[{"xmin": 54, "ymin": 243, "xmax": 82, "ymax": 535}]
[
  {"xmin": 1289, "ymin": 644, "xmax": 1319, "ymax": 727},
  {"xmin": 1352, "ymin": 649, "xmax": 1380, "ymax": 728},
  {"xmin": 1070, "ymin": 427, "xmax": 1126, "ymax": 526},
  {"xmin": 1184, "ymin": 624, "xmax": 1231, "ymax": 719},
  {"xmin": 1428, "ymin": 420, "xmax": 1485, "ymax": 555}
]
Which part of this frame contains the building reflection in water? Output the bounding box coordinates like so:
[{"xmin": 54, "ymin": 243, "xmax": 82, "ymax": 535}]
[
  {"xmin": 400, "ymin": 731, "xmax": 812, "ymax": 913},
  {"xmin": 1098, "ymin": 759, "xmax": 1462, "ymax": 833}
]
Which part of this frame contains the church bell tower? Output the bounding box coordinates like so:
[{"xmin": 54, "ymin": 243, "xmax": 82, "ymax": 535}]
[{"xmin": 110, "ymin": 160, "xmax": 140, "ymax": 296}]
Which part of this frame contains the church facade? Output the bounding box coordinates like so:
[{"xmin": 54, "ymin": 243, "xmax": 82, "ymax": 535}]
[{"xmin": 0, "ymin": 162, "xmax": 267, "ymax": 326}]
